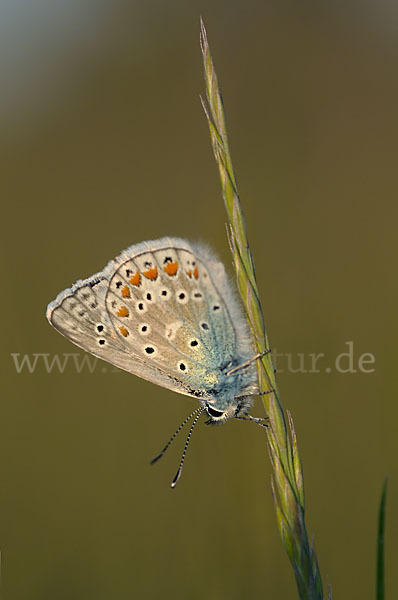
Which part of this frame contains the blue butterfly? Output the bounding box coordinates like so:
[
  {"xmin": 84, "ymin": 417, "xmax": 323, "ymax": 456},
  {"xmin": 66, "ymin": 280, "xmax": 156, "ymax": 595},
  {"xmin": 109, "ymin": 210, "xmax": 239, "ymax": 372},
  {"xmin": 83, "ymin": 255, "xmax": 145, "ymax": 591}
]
[{"xmin": 47, "ymin": 237, "xmax": 270, "ymax": 486}]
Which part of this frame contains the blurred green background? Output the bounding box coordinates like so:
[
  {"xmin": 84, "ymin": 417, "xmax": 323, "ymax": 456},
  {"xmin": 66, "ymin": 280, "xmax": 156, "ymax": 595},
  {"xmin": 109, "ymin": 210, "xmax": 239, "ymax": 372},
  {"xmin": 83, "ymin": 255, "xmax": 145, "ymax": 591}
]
[{"xmin": 2, "ymin": 1, "xmax": 397, "ymax": 598}]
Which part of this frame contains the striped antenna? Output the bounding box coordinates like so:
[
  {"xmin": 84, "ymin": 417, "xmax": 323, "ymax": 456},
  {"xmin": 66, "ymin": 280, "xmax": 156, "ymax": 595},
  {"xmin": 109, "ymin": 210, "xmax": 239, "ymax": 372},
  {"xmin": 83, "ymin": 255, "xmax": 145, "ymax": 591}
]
[
  {"xmin": 171, "ymin": 407, "xmax": 205, "ymax": 488},
  {"xmin": 150, "ymin": 406, "xmax": 203, "ymax": 465}
]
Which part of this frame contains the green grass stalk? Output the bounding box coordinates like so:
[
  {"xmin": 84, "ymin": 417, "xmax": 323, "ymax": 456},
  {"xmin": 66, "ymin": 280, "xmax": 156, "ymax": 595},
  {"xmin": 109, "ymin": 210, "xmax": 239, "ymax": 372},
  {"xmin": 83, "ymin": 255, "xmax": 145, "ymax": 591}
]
[
  {"xmin": 200, "ymin": 18, "xmax": 325, "ymax": 600},
  {"xmin": 376, "ymin": 478, "xmax": 388, "ymax": 600}
]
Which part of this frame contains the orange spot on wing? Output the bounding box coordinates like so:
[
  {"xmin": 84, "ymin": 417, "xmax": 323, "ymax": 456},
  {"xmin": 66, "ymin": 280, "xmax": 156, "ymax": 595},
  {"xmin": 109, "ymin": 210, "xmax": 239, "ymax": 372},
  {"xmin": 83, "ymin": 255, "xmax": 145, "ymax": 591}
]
[
  {"xmin": 119, "ymin": 326, "xmax": 129, "ymax": 337},
  {"xmin": 121, "ymin": 285, "xmax": 130, "ymax": 298},
  {"xmin": 143, "ymin": 266, "xmax": 158, "ymax": 281},
  {"xmin": 164, "ymin": 261, "xmax": 178, "ymax": 276},
  {"xmin": 117, "ymin": 306, "xmax": 129, "ymax": 317},
  {"xmin": 193, "ymin": 266, "xmax": 199, "ymax": 279},
  {"xmin": 129, "ymin": 272, "xmax": 141, "ymax": 286},
  {"xmin": 186, "ymin": 270, "xmax": 192, "ymax": 278}
]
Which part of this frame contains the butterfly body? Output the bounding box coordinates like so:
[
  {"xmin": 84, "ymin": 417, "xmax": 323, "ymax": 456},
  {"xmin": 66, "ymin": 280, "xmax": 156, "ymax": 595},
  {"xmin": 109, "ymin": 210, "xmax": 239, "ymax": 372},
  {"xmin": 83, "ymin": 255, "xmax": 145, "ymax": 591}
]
[{"xmin": 47, "ymin": 237, "xmax": 259, "ymax": 424}]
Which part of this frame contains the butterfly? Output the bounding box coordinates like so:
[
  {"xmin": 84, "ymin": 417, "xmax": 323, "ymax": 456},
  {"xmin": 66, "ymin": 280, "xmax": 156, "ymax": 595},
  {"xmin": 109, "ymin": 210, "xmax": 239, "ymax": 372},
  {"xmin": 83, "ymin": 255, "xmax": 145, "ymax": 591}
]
[{"xmin": 47, "ymin": 237, "xmax": 270, "ymax": 486}]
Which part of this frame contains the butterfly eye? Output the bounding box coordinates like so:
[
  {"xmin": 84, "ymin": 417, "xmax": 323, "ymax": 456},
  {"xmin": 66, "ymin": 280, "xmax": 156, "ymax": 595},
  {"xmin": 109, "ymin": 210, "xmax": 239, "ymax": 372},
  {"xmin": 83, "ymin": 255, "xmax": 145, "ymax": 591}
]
[{"xmin": 206, "ymin": 405, "xmax": 224, "ymax": 419}]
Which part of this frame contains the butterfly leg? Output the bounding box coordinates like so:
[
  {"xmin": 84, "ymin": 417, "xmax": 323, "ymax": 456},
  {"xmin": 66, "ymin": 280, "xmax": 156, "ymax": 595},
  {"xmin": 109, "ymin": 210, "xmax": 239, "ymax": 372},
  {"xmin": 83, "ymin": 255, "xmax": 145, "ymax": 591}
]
[
  {"xmin": 226, "ymin": 349, "xmax": 272, "ymax": 376},
  {"xmin": 235, "ymin": 388, "xmax": 275, "ymax": 401},
  {"xmin": 235, "ymin": 414, "xmax": 269, "ymax": 428}
]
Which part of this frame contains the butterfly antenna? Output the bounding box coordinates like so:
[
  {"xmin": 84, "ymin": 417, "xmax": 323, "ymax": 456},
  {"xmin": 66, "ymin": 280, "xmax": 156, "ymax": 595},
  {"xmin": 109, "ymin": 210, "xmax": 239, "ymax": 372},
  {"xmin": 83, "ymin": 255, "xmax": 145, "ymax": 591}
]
[
  {"xmin": 226, "ymin": 350, "xmax": 272, "ymax": 376},
  {"xmin": 150, "ymin": 406, "xmax": 202, "ymax": 465},
  {"xmin": 235, "ymin": 414, "xmax": 269, "ymax": 429},
  {"xmin": 171, "ymin": 406, "xmax": 205, "ymax": 488}
]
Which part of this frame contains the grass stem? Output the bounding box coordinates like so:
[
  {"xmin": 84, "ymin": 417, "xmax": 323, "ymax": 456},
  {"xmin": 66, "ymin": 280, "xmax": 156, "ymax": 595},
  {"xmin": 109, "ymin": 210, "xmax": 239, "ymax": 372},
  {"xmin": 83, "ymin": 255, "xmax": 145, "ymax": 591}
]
[{"xmin": 200, "ymin": 18, "xmax": 326, "ymax": 599}]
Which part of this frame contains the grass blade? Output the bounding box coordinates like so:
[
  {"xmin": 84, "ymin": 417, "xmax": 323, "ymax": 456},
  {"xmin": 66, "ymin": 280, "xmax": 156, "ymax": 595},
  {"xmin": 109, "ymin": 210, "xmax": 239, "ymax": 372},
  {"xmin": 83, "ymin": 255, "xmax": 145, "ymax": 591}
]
[{"xmin": 376, "ymin": 477, "xmax": 388, "ymax": 600}]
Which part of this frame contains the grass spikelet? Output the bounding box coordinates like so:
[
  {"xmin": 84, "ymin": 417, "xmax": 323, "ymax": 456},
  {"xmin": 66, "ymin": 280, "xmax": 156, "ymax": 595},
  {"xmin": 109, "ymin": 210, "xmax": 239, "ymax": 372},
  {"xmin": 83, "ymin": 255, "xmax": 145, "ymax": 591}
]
[{"xmin": 200, "ymin": 18, "xmax": 325, "ymax": 599}]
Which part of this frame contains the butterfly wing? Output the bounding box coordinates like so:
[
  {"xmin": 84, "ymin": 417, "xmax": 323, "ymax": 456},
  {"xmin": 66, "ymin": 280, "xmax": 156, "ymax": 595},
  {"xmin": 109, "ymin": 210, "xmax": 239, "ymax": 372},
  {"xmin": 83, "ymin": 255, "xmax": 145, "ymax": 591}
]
[
  {"xmin": 48, "ymin": 274, "xmax": 206, "ymax": 398},
  {"xmin": 47, "ymin": 237, "xmax": 253, "ymax": 398}
]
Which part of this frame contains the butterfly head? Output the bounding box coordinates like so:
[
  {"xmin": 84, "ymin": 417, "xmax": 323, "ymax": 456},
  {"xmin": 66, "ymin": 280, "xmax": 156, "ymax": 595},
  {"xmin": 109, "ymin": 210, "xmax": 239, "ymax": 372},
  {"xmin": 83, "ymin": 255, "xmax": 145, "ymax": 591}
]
[{"xmin": 204, "ymin": 389, "xmax": 253, "ymax": 425}]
